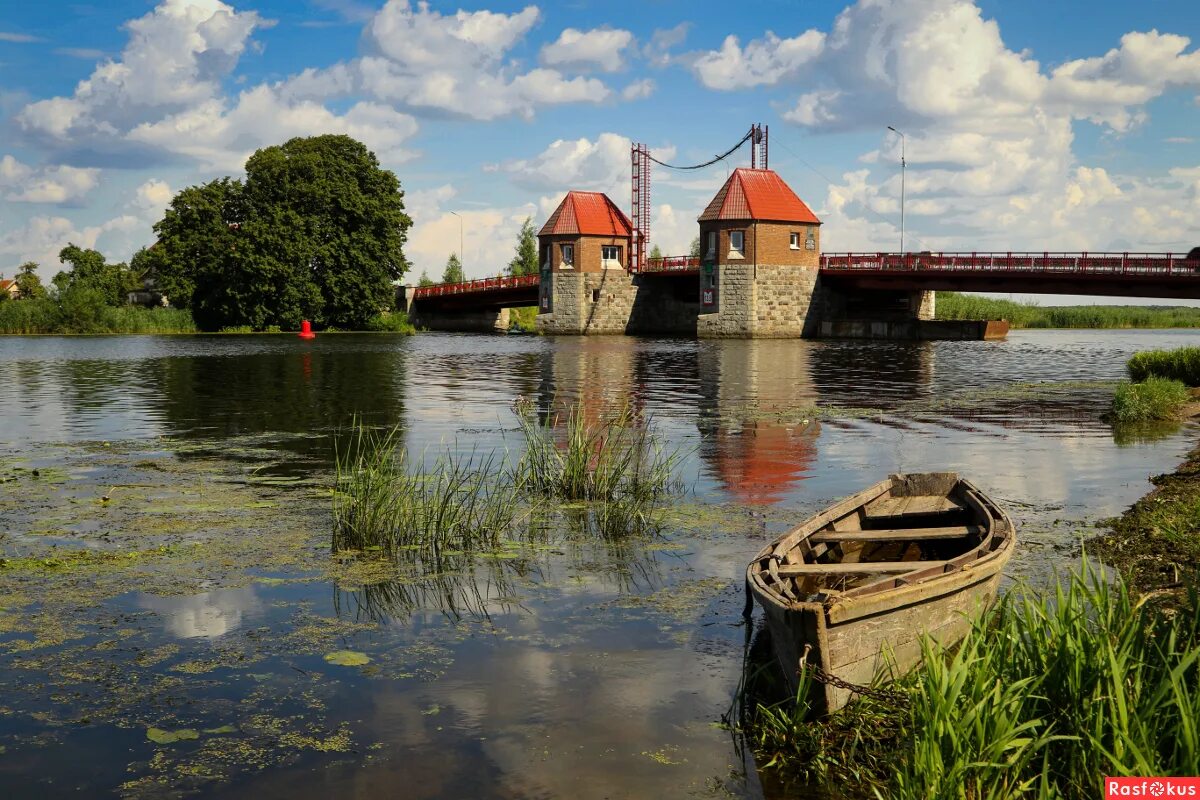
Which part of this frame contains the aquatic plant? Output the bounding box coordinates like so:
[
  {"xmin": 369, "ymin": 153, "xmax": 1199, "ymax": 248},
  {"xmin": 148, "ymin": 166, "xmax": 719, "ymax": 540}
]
[
  {"xmin": 512, "ymin": 397, "xmax": 683, "ymax": 504},
  {"xmin": 1110, "ymin": 377, "xmax": 1190, "ymax": 423},
  {"xmin": 742, "ymin": 567, "xmax": 1200, "ymax": 798},
  {"xmin": 332, "ymin": 423, "xmax": 523, "ymax": 557},
  {"xmin": 1127, "ymin": 346, "xmax": 1200, "ymax": 386}
]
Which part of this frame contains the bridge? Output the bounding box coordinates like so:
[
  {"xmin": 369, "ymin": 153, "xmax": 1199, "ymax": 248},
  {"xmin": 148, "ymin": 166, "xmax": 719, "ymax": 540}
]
[
  {"xmin": 403, "ymin": 249, "xmax": 1200, "ymax": 338},
  {"xmin": 819, "ymin": 252, "xmax": 1200, "ymax": 299}
]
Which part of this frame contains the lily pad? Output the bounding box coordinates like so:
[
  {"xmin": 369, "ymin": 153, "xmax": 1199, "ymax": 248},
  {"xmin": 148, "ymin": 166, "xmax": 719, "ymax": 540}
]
[
  {"xmin": 323, "ymin": 650, "xmax": 371, "ymax": 666},
  {"xmin": 147, "ymin": 727, "xmax": 201, "ymax": 744}
]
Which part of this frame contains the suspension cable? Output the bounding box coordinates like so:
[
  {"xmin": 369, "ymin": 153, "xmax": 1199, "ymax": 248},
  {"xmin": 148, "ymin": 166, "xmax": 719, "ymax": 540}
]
[{"xmin": 646, "ymin": 128, "xmax": 756, "ymax": 170}]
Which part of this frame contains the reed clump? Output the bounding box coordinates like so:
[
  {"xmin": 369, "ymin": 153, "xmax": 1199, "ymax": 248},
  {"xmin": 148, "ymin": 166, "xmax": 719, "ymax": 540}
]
[
  {"xmin": 332, "ymin": 424, "xmax": 522, "ymax": 557},
  {"xmin": 936, "ymin": 292, "xmax": 1200, "ymax": 329},
  {"xmin": 745, "ymin": 568, "xmax": 1200, "ymax": 799},
  {"xmin": 1110, "ymin": 377, "xmax": 1191, "ymax": 423},
  {"xmin": 1127, "ymin": 346, "xmax": 1200, "ymax": 385},
  {"xmin": 511, "ymin": 397, "xmax": 684, "ymax": 535}
]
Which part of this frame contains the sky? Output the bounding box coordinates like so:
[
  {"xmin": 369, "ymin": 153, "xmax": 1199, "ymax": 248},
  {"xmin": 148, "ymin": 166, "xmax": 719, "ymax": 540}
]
[{"xmin": 0, "ymin": 0, "xmax": 1198, "ymax": 301}]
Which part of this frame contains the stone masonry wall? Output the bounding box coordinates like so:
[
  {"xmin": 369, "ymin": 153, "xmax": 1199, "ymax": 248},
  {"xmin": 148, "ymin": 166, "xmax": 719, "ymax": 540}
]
[{"xmin": 697, "ymin": 265, "xmax": 831, "ymax": 338}]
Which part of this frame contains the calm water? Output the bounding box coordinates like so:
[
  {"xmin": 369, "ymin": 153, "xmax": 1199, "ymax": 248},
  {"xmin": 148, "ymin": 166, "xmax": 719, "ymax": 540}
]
[{"xmin": 1, "ymin": 330, "xmax": 1197, "ymax": 798}]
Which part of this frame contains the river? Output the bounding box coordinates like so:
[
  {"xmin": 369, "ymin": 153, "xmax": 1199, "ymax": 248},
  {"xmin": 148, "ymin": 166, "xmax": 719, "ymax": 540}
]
[{"xmin": 0, "ymin": 330, "xmax": 1196, "ymax": 798}]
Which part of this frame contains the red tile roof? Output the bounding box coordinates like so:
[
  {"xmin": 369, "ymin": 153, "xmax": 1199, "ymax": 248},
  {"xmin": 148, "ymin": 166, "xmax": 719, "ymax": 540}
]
[
  {"xmin": 539, "ymin": 191, "xmax": 633, "ymax": 237},
  {"xmin": 0, "ymin": 280, "xmax": 15, "ymax": 291},
  {"xmin": 699, "ymin": 168, "xmax": 821, "ymax": 224}
]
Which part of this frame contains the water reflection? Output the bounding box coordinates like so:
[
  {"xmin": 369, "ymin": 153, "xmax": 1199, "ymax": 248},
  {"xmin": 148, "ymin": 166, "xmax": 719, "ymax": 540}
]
[{"xmin": 137, "ymin": 586, "xmax": 263, "ymax": 639}]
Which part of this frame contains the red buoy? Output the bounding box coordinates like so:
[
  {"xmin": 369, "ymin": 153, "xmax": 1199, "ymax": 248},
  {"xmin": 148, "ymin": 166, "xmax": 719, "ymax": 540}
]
[{"xmin": 298, "ymin": 320, "xmax": 316, "ymax": 339}]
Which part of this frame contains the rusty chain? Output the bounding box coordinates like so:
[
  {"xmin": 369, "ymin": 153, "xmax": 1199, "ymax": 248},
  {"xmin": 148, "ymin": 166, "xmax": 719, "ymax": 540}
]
[{"xmin": 798, "ymin": 644, "xmax": 910, "ymax": 707}]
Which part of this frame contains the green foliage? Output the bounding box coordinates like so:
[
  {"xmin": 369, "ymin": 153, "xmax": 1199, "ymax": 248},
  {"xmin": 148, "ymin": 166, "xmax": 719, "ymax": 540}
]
[
  {"xmin": 14, "ymin": 262, "xmax": 45, "ymax": 300},
  {"xmin": 511, "ymin": 398, "xmax": 683, "ymax": 535},
  {"xmin": 1127, "ymin": 347, "xmax": 1200, "ymax": 385},
  {"xmin": 937, "ymin": 292, "xmax": 1200, "ymax": 329},
  {"xmin": 417, "ymin": 271, "xmax": 434, "ymax": 288},
  {"xmin": 688, "ymin": 236, "xmax": 700, "ymax": 258},
  {"xmin": 0, "ymin": 297, "xmax": 196, "ymax": 334},
  {"xmin": 508, "ymin": 306, "xmax": 538, "ymax": 333},
  {"xmin": 507, "ymin": 217, "xmax": 539, "ymax": 277},
  {"xmin": 442, "ymin": 253, "xmax": 464, "ymax": 284},
  {"xmin": 152, "ymin": 134, "xmax": 412, "ymax": 331},
  {"xmin": 1111, "ymin": 377, "xmax": 1190, "ymax": 423},
  {"xmin": 332, "ymin": 424, "xmax": 522, "ymax": 556},
  {"xmin": 649, "ymin": 244, "xmax": 663, "ymax": 261},
  {"xmin": 363, "ymin": 310, "xmax": 416, "ymax": 333},
  {"xmin": 57, "ymin": 243, "xmax": 139, "ymax": 307},
  {"xmin": 746, "ymin": 568, "xmax": 1200, "ymax": 799}
]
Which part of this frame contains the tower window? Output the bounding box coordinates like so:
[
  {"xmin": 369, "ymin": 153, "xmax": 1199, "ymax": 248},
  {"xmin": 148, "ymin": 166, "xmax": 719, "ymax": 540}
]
[
  {"xmin": 601, "ymin": 245, "xmax": 622, "ymax": 267},
  {"xmin": 560, "ymin": 243, "xmax": 574, "ymax": 267},
  {"xmin": 729, "ymin": 230, "xmax": 745, "ymax": 258},
  {"xmin": 790, "ymin": 232, "xmax": 800, "ymax": 249}
]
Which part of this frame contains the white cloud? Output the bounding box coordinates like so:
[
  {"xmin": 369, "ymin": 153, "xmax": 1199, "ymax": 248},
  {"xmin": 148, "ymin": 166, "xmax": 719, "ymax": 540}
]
[
  {"xmin": 128, "ymin": 86, "xmax": 419, "ymax": 171},
  {"xmin": 541, "ymin": 27, "xmax": 634, "ymax": 73},
  {"xmin": 401, "ymin": 182, "xmax": 536, "ymax": 280},
  {"xmin": 0, "ymin": 31, "xmax": 43, "ymax": 43},
  {"xmin": 644, "ymin": 23, "xmax": 689, "ymax": 68},
  {"xmin": 351, "ymin": 1, "xmax": 611, "ymax": 120},
  {"xmin": 737, "ymin": 0, "xmax": 1200, "ymax": 253},
  {"xmin": 18, "ymin": 0, "xmax": 267, "ymax": 145},
  {"xmin": 0, "ymin": 213, "xmax": 142, "ymax": 273},
  {"xmin": 692, "ymin": 29, "xmax": 825, "ymax": 89},
  {"xmin": 133, "ymin": 179, "xmax": 173, "ymax": 214},
  {"xmin": 621, "ymin": 78, "xmax": 655, "ymax": 101},
  {"xmin": 495, "ymin": 133, "xmax": 647, "ymax": 196},
  {"xmin": 0, "ymin": 155, "xmax": 100, "ymax": 203}
]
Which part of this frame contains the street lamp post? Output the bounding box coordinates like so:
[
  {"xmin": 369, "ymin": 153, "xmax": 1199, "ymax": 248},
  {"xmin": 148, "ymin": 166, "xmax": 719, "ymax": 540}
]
[
  {"xmin": 887, "ymin": 126, "xmax": 906, "ymax": 254},
  {"xmin": 449, "ymin": 211, "xmax": 463, "ymax": 274}
]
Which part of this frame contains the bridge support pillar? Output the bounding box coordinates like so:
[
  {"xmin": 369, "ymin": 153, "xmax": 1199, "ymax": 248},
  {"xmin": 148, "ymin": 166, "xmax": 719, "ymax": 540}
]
[{"xmin": 696, "ymin": 265, "xmax": 831, "ymax": 338}]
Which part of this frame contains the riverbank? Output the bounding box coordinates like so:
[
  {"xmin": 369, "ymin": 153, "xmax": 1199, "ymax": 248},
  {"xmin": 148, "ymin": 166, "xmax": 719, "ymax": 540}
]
[
  {"xmin": 1092, "ymin": 439, "xmax": 1200, "ymax": 593},
  {"xmin": 936, "ymin": 292, "xmax": 1200, "ymax": 328}
]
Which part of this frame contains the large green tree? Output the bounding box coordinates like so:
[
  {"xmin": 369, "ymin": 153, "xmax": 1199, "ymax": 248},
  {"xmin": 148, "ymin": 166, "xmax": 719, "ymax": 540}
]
[
  {"xmin": 14, "ymin": 262, "xmax": 45, "ymax": 300},
  {"xmin": 442, "ymin": 253, "xmax": 464, "ymax": 284},
  {"xmin": 507, "ymin": 217, "xmax": 538, "ymax": 277},
  {"xmin": 151, "ymin": 135, "xmax": 412, "ymax": 331},
  {"xmin": 57, "ymin": 244, "xmax": 137, "ymax": 306}
]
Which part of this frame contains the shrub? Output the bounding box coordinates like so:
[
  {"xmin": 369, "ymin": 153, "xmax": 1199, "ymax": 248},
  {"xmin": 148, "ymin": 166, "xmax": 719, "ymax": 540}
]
[
  {"xmin": 1127, "ymin": 347, "xmax": 1200, "ymax": 385},
  {"xmin": 1110, "ymin": 377, "xmax": 1190, "ymax": 422},
  {"xmin": 363, "ymin": 311, "xmax": 416, "ymax": 333}
]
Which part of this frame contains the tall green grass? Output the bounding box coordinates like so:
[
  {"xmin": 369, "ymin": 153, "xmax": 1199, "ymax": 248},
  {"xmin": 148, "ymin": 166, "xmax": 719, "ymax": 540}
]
[
  {"xmin": 512, "ymin": 398, "xmax": 683, "ymax": 535},
  {"xmin": 744, "ymin": 568, "xmax": 1200, "ymax": 798},
  {"xmin": 937, "ymin": 292, "xmax": 1200, "ymax": 329},
  {"xmin": 508, "ymin": 306, "xmax": 538, "ymax": 333},
  {"xmin": 1128, "ymin": 347, "xmax": 1200, "ymax": 385},
  {"xmin": 332, "ymin": 425, "xmax": 523, "ymax": 557},
  {"xmin": 1110, "ymin": 377, "xmax": 1191, "ymax": 423},
  {"xmin": 0, "ymin": 297, "xmax": 196, "ymax": 334}
]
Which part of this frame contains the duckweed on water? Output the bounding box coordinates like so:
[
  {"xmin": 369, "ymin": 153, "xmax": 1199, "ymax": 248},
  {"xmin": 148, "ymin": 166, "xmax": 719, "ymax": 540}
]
[{"xmin": 323, "ymin": 650, "xmax": 371, "ymax": 666}]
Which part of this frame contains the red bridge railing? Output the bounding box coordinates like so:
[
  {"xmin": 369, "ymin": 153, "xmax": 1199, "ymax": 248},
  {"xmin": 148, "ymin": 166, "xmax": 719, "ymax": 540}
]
[
  {"xmin": 412, "ymin": 273, "xmax": 540, "ymax": 299},
  {"xmin": 820, "ymin": 252, "xmax": 1200, "ymax": 276},
  {"xmin": 635, "ymin": 255, "xmax": 700, "ymax": 273}
]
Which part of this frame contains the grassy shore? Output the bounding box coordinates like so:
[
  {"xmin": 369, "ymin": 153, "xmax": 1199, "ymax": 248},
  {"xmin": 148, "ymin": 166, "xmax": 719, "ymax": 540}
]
[
  {"xmin": 937, "ymin": 292, "xmax": 1200, "ymax": 328},
  {"xmin": 0, "ymin": 299, "xmax": 197, "ymax": 334}
]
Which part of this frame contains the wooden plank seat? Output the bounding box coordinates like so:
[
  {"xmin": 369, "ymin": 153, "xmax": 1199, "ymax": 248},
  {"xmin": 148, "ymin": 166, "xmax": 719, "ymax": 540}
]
[
  {"xmin": 810, "ymin": 525, "xmax": 981, "ymax": 543},
  {"xmin": 863, "ymin": 495, "xmax": 963, "ymax": 520},
  {"xmin": 775, "ymin": 560, "xmax": 951, "ymax": 576}
]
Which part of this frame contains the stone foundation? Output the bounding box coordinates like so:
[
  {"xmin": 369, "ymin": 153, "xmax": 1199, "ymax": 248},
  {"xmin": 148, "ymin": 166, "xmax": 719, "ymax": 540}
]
[
  {"xmin": 411, "ymin": 306, "xmax": 510, "ymax": 333},
  {"xmin": 537, "ymin": 271, "xmax": 699, "ymax": 335}
]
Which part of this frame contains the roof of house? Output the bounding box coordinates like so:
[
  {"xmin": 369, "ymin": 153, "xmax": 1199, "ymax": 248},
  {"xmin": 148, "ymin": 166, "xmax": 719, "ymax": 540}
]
[
  {"xmin": 539, "ymin": 191, "xmax": 633, "ymax": 237},
  {"xmin": 0, "ymin": 279, "xmax": 16, "ymax": 292},
  {"xmin": 698, "ymin": 168, "xmax": 821, "ymax": 224}
]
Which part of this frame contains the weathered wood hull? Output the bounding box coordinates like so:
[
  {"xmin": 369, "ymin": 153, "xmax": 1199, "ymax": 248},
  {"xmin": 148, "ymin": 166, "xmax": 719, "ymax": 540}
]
[{"xmin": 747, "ymin": 473, "xmax": 1015, "ymax": 715}]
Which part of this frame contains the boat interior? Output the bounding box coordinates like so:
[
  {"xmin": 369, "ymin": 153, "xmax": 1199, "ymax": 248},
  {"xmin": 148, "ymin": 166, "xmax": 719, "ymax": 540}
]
[{"xmin": 761, "ymin": 473, "xmax": 1008, "ymax": 601}]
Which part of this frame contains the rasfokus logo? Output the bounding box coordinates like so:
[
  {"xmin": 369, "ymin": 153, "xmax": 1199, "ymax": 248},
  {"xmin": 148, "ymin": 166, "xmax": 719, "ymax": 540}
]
[{"xmin": 1106, "ymin": 778, "xmax": 1200, "ymax": 798}]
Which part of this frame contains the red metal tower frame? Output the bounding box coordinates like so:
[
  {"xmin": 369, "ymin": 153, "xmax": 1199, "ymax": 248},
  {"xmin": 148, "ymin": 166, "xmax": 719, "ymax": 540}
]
[
  {"xmin": 630, "ymin": 125, "xmax": 767, "ymax": 270},
  {"xmin": 630, "ymin": 142, "xmax": 650, "ymax": 272}
]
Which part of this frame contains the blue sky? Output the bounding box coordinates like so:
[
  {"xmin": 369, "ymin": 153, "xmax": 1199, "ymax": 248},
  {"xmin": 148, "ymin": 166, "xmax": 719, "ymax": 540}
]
[{"xmin": 1, "ymin": 0, "xmax": 1198, "ymax": 299}]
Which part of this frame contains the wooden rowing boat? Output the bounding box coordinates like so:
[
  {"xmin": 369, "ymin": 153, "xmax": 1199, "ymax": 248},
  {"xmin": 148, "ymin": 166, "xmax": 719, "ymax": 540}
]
[{"xmin": 746, "ymin": 472, "xmax": 1015, "ymax": 715}]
